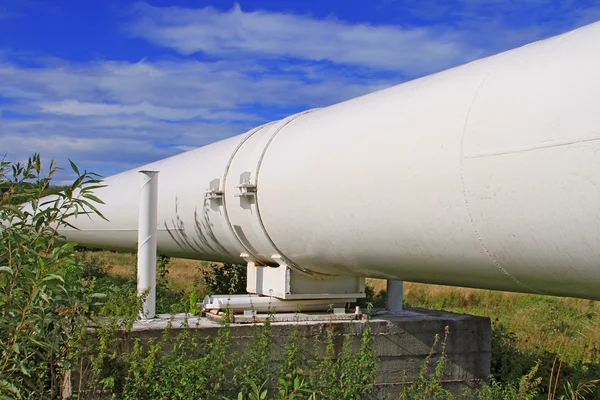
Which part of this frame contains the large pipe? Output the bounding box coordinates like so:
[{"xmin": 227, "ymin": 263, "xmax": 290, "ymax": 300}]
[{"xmin": 63, "ymin": 21, "xmax": 600, "ymax": 301}]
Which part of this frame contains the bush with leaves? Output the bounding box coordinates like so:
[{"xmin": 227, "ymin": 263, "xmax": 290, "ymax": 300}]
[
  {"xmin": 357, "ymin": 284, "xmax": 387, "ymax": 308},
  {"xmin": 475, "ymin": 363, "xmax": 542, "ymax": 400},
  {"xmin": 78, "ymin": 252, "xmax": 111, "ymax": 280},
  {"xmin": 202, "ymin": 262, "xmax": 247, "ymax": 295},
  {"xmin": 154, "ymin": 255, "xmax": 189, "ymax": 314},
  {"xmin": 0, "ymin": 154, "xmax": 106, "ymax": 399}
]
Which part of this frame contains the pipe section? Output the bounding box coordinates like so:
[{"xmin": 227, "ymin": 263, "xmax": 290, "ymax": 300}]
[
  {"xmin": 137, "ymin": 171, "xmax": 159, "ymax": 319},
  {"xmin": 202, "ymin": 294, "xmax": 348, "ymax": 313},
  {"xmin": 60, "ymin": 20, "xmax": 600, "ymax": 301}
]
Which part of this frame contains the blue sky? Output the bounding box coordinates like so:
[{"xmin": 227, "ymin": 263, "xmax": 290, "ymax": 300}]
[{"xmin": 2, "ymin": 0, "xmax": 600, "ymax": 183}]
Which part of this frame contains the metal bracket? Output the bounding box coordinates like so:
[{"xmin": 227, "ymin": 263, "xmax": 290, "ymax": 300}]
[
  {"xmin": 235, "ymin": 182, "xmax": 257, "ymax": 197},
  {"xmin": 204, "ymin": 188, "xmax": 224, "ymax": 200},
  {"xmin": 205, "ymin": 178, "xmax": 224, "ymax": 200}
]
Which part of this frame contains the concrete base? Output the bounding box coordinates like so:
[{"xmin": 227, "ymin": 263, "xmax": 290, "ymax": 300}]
[{"xmin": 131, "ymin": 308, "xmax": 491, "ymax": 398}]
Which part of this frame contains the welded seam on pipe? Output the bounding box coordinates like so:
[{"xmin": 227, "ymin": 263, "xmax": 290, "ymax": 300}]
[
  {"xmin": 459, "ymin": 72, "xmax": 541, "ymax": 295},
  {"xmin": 138, "ymin": 235, "xmax": 153, "ymax": 247},
  {"xmin": 221, "ymin": 122, "xmax": 276, "ymax": 261},
  {"xmin": 464, "ymin": 134, "xmax": 600, "ymax": 159},
  {"xmin": 253, "ymin": 109, "xmax": 326, "ymax": 277}
]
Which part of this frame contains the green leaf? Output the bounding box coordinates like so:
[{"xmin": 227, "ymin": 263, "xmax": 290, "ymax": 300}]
[
  {"xmin": 41, "ymin": 274, "xmax": 65, "ymax": 283},
  {"xmin": 80, "ymin": 184, "xmax": 107, "ymax": 192},
  {"xmin": 69, "ymin": 159, "xmax": 80, "ymax": 176},
  {"xmin": 0, "ymin": 266, "xmax": 13, "ymax": 275},
  {"xmin": 19, "ymin": 362, "xmax": 30, "ymax": 376},
  {"xmin": 0, "ymin": 379, "xmax": 19, "ymax": 395},
  {"xmin": 61, "ymin": 242, "xmax": 78, "ymax": 250},
  {"xmin": 71, "ymin": 175, "xmax": 84, "ymax": 191},
  {"xmin": 82, "ymin": 193, "xmax": 105, "ymax": 204}
]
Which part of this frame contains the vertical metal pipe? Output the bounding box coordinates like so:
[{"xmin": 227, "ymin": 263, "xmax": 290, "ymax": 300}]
[
  {"xmin": 387, "ymin": 280, "xmax": 404, "ymax": 313},
  {"xmin": 137, "ymin": 170, "xmax": 159, "ymax": 319}
]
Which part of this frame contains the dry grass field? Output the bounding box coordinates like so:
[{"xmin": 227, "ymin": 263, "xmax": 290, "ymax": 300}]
[{"xmin": 84, "ymin": 250, "xmax": 210, "ymax": 290}]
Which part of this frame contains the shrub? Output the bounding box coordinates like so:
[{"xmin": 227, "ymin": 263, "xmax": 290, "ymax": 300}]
[
  {"xmin": 357, "ymin": 284, "xmax": 386, "ymax": 308},
  {"xmin": 90, "ymin": 313, "xmax": 379, "ymax": 400},
  {"xmin": 79, "ymin": 252, "xmax": 111, "ymax": 279},
  {"xmin": 202, "ymin": 262, "xmax": 247, "ymax": 295},
  {"xmin": 0, "ymin": 154, "xmax": 106, "ymax": 398}
]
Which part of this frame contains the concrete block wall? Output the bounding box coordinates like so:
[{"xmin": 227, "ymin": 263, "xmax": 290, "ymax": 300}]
[{"xmin": 130, "ymin": 308, "xmax": 491, "ymax": 398}]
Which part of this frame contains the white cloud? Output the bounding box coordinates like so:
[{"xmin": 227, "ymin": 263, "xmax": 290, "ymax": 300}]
[
  {"xmin": 39, "ymin": 100, "xmax": 260, "ymax": 121},
  {"xmin": 0, "ymin": 55, "xmax": 392, "ymax": 181},
  {"xmin": 378, "ymin": 0, "xmax": 600, "ymax": 51},
  {"xmin": 128, "ymin": 2, "xmax": 480, "ymax": 74},
  {"xmin": 0, "ymin": 58, "xmax": 389, "ymax": 113},
  {"xmin": 127, "ymin": 2, "xmax": 600, "ymax": 77}
]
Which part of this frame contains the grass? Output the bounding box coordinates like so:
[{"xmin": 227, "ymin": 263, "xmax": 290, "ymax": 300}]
[
  {"xmin": 80, "ymin": 250, "xmax": 210, "ymax": 294},
  {"xmin": 79, "ymin": 250, "xmax": 213, "ymax": 314}
]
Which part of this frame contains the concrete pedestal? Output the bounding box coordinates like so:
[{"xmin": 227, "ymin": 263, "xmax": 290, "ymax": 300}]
[{"xmin": 131, "ymin": 308, "xmax": 490, "ymax": 398}]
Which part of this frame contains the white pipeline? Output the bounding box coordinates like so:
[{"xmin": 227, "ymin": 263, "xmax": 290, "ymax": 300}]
[{"xmin": 61, "ymin": 21, "xmax": 600, "ymax": 301}]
